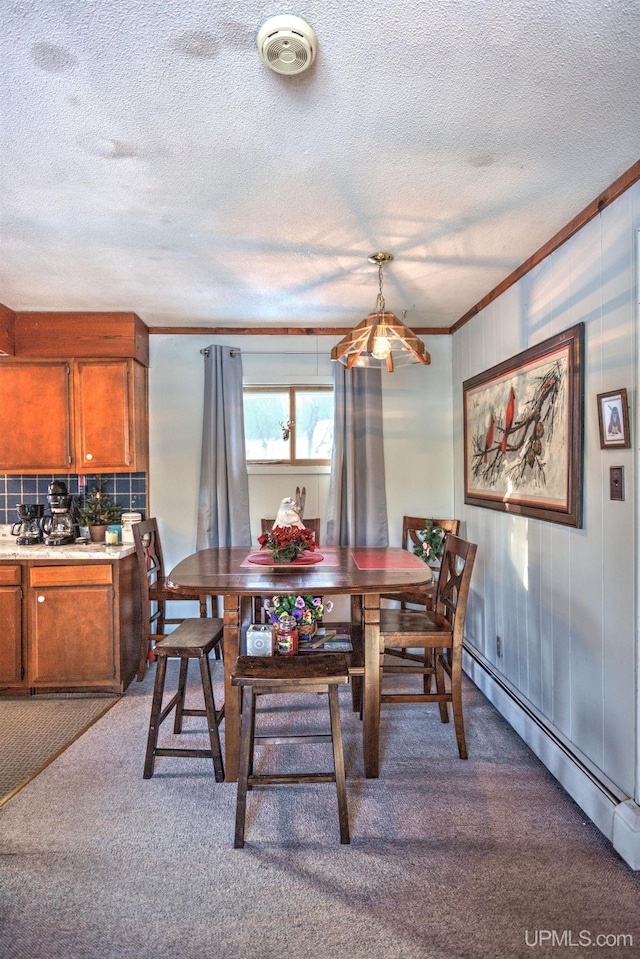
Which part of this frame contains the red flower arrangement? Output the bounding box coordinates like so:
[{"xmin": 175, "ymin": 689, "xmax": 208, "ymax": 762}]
[{"xmin": 257, "ymin": 525, "xmax": 317, "ymax": 562}]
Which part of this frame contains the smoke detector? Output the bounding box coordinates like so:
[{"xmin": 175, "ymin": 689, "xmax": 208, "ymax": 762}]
[{"xmin": 257, "ymin": 15, "xmax": 317, "ymax": 75}]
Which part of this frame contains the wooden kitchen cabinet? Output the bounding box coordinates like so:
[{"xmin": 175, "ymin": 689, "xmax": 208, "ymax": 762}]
[
  {"xmin": 0, "ymin": 554, "xmax": 140, "ymax": 695},
  {"xmin": 74, "ymin": 359, "xmax": 148, "ymax": 471},
  {"xmin": 0, "ymin": 360, "xmax": 72, "ymax": 471},
  {"xmin": 0, "ymin": 565, "xmax": 25, "ymax": 688},
  {"xmin": 0, "ymin": 357, "xmax": 148, "ymax": 473},
  {"xmin": 29, "ymin": 565, "xmax": 115, "ymax": 689}
]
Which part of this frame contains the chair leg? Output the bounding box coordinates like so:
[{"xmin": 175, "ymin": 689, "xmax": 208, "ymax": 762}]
[
  {"xmin": 327, "ymin": 685, "xmax": 350, "ymax": 844},
  {"xmin": 435, "ymin": 649, "xmax": 449, "ymax": 723},
  {"xmin": 156, "ymin": 599, "xmax": 166, "ymax": 635},
  {"xmin": 199, "ymin": 652, "xmax": 225, "ymax": 783},
  {"xmin": 144, "ymin": 655, "xmax": 168, "ymax": 779},
  {"xmin": 173, "ymin": 657, "xmax": 189, "ymax": 733},
  {"xmin": 423, "ymin": 649, "xmax": 435, "ymax": 694},
  {"xmin": 235, "ymin": 684, "xmax": 255, "ymax": 848},
  {"xmin": 450, "ymin": 656, "xmax": 467, "ymax": 760},
  {"xmin": 137, "ymin": 633, "xmax": 150, "ymax": 683}
]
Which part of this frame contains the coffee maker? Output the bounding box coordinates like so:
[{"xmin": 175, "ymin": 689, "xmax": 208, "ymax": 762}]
[
  {"xmin": 11, "ymin": 504, "xmax": 45, "ymax": 545},
  {"xmin": 42, "ymin": 481, "xmax": 78, "ymax": 546}
]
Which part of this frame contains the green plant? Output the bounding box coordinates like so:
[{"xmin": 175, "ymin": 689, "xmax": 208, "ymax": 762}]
[{"xmin": 77, "ymin": 476, "xmax": 123, "ymax": 527}]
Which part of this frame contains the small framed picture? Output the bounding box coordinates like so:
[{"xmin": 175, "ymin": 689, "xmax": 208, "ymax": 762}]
[{"xmin": 597, "ymin": 389, "xmax": 631, "ymax": 449}]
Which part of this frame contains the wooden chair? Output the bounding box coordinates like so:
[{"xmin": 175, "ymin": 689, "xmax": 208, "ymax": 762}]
[
  {"xmin": 143, "ymin": 618, "xmax": 225, "ymax": 781},
  {"xmin": 381, "ymin": 516, "xmax": 460, "ymax": 609},
  {"xmin": 133, "ymin": 518, "xmax": 214, "ymax": 681},
  {"xmin": 380, "ymin": 517, "xmax": 460, "ymax": 680},
  {"xmin": 378, "ymin": 534, "xmax": 477, "ymax": 759},
  {"xmin": 231, "ymin": 653, "xmax": 351, "ymax": 847}
]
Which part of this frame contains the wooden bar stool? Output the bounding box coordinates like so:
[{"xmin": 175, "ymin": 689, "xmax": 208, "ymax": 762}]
[
  {"xmin": 231, "ymin": 653, "xmax": 351, "ymax": 847},
  {"xmin": 143, "ymin": 618, "xmax": 225, "ymax": 782}
]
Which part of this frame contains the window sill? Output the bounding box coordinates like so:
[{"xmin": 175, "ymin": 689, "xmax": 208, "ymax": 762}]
[{"xmin": 247, "ymin": 464, "xmax": 331, "ymax": 475}]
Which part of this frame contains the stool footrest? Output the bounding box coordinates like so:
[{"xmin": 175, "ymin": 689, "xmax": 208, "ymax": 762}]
[
  {"xmin": 248, "ymin": 772, "xmax": 336, "ymax": 786},
  {"xmin": 153, "ymin": 747, "xmax": 217, "ymax": 759},
  {"xmin": 256, "ymin": 733, "xmax": 332, "ymax": 745}
]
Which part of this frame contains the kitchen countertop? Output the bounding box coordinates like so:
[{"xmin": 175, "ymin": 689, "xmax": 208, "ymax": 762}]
[{"xmin": 0, "ymin": 530, "xmax": 135, "ymax": 560}]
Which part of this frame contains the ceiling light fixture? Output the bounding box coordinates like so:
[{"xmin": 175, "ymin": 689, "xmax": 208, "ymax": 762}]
[{"xmin": 331, "ymin": 253, "xmax": 431, "ymax": 372}]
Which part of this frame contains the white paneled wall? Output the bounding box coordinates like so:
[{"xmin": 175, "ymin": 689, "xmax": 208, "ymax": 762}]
[{"xmin": 453, "ymin": 184, "xmax": 639, "ymax": 799}]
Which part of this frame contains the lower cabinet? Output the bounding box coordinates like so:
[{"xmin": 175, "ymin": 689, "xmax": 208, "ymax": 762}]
[
  {"xmin": 29, "ymin": 565, "xmax": 115, "ymax": 688},
  {"xmin": 0, "ymin": 556, "xmax": 140, "ymax": 695},
  {"xmin": 0, "ymin": 565, "xmax": 24, "ymax": 687}
]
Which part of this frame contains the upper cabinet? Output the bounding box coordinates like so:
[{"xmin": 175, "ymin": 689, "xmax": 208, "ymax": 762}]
[
  {"xmin": 0, "ymin": 360, "xmax": 72, "ymax": 471},
  {"xmin": 74, "ymin": 359, "xmax": 148, "ymax": 471},
  {"xmin": 0, "ymin": 358, "xmax": 149, "ymax": 473},
  {"xmin": 0, "ymin": 312, "xmax": 149, "ymax": 474}
]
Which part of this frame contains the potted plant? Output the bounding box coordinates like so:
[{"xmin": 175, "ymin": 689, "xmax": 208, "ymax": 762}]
[
  {"xmin": 77, "ymin": 476, "xmax": 123, "ymax": 542},
  {"xmin": 262, "ymin": 594, "xmax": 333, "ymax": 638},
  {"xmin": 257, "ymin": 525, "xmax": 316, "ymax": 562}
]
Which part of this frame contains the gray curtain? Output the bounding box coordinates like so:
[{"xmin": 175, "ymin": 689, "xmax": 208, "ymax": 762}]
[
  {"xmin": 325, "ymin": 363, "xmax": 389, "ymax": 546},
  {"xmin": 197, "ymin": 345, "xmax": 251, "ymax": 549}
]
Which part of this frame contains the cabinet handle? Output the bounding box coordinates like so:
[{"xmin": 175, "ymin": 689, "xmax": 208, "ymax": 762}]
[
  {"xmin": 85, "ymin": 453, "xmax": 93, "ymax": 460},
  {"xmin": 37, "ymin": 595, "xmax": 46, "ymax": 603}
]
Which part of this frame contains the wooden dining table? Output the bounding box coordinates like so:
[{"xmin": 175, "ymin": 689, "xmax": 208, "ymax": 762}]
[{"xmin": 167, "ymin": 545, "xmax": 434, "ymax": 781}]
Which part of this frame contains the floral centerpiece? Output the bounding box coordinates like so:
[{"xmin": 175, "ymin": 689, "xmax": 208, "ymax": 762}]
[
  {"xmin": 412, "ymin": 520, "xmax": 446, "ymax": 565},
  {"xmin": 263, "ymin": 594, "xmax": 334, "ymax": 637},
  {"xmin": 257, "ymin": 524, "xmax": 316, "ymax": 563}
]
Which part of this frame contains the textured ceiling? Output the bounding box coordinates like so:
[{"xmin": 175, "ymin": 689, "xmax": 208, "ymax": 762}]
[{"xmin": 2, "ymin": 0, "xmax": 639, "ymax": 332}]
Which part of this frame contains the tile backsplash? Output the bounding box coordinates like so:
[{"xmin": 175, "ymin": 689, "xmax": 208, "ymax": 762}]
[{"xmin": 0, "ymin": 473, "xmax": 147, "ymax": 524}]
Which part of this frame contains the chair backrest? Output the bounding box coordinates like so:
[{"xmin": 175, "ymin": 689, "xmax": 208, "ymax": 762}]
[
  {"xmin": 402, "ymin": 516, "xmax": 460, "ymax": 576},
  {"xmin": 260, "ymin": 517, "xmax": 321, "ymax": 546},
  {"xmin": 435, "ymin": 534, "xmax": 477, "ymax": 641},
  {"xmin": 401, "ymin": 516, "xmax": 460, "ymax": 553},
  {"xmin": 132, "ymin": 518, "xmax": 165, "ymax": 626}
]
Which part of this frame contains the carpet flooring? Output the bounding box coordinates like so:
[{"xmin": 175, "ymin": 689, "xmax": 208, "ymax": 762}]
[
  {"xmin": 0, "ymin": 661, "xmax": 638, "ymax": 959},
  {"xmin": 0, "ymin": 695, "xmax": 119, "ymax": 806}
]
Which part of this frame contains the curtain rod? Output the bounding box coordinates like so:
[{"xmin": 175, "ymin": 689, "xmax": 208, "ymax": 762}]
[{"xmin": 200, "ymin": 348, "xmax": 327, "ymax": 357}]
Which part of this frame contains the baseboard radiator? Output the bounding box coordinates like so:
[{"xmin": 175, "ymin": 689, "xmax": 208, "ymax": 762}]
[{"xmin": 463, "ymin": 642, "xmax": 640, "ymax": 871}]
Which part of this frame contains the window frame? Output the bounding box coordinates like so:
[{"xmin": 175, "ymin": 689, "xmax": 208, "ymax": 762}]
[{"xmin": 243, "ymin": 385, "xmax": 333, "ymax": 466}]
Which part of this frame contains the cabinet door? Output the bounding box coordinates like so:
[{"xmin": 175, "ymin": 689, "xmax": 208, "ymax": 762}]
[
  {"xmin": 0, "ymin": 361, "xmax": 72, "ymax": 471},
  {"xmin": 0, "ymin": 566, "xmax": 23, "ymax": 687},
  {"xmin": 29, "ymin": 566, "xmax": 115, "ymax": 688},
  {"xmin": 74, "ymin": 359, "xmax": 133, "ymax": 471}
]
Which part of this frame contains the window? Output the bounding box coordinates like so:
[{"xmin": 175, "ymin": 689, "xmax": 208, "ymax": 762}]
[{"xmin": 243, "ymin": 386, "xmax": 333, "ymax": 465}]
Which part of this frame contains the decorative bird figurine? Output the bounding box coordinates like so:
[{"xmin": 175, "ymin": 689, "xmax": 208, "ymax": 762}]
[
  {"xmin": 273, "ymin": 497, "xmax": 305, "ymax": 529},
  {"xmin": 501, "ymin": 387, "xmax": 515, "ymax": 453},
  {"xmin": 483, "ymin": 413, "xmax": 495, "ymax": 463}
]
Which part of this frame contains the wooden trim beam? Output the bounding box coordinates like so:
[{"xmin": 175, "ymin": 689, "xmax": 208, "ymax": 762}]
[
  {"xmin": 149, "ymin": 326, "xmax": 449, "ymax": 336},
  {"xmin": 0, "ymin": 303, "xmax": 16, "ymax": 355},
  {"xmin": 451, "ymin": 158, "xmax": 640, "ymax": 334}
]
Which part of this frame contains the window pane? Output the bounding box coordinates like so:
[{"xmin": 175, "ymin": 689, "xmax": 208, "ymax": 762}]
[
  {"xmin": 244, "ymin": 392, "xmax": 289, "ymax": 461},
  {"xmin": 294, "ymin": 391, "xmax": 334, "ymax": 459}
]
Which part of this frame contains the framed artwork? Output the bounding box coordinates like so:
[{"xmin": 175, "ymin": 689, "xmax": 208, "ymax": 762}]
[
  {"xmin": 463, "ymin": 323, "xmax": 584, "ymax": 527},
  {"xmin": 597, "ymin": 389, "xmax": 630, "ymax": 449}
]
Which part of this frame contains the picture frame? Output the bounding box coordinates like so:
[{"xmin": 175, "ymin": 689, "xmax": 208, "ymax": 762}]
[
  {"xmin": 463, "ymin": 323, "xmax": 584, "ymax": 527},
  {"xmin": 597, "ymin": 389, "xmax": 630, "ymax": 450}
]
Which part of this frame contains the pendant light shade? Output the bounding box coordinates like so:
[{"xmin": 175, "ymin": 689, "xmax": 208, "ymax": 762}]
[{"xmin": 331, "ymin": 253, "xmax": 430, "ymax": 372}]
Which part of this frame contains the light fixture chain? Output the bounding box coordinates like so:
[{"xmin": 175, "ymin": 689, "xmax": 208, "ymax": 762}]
[{"xmin": 376, "ymin": 261, "xmax": 385, "ymax": 312}]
